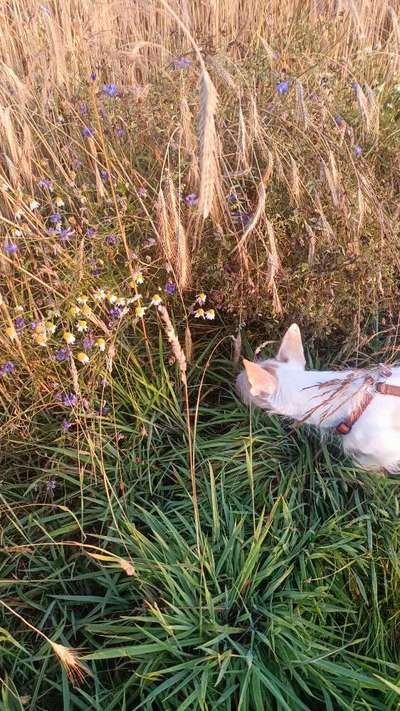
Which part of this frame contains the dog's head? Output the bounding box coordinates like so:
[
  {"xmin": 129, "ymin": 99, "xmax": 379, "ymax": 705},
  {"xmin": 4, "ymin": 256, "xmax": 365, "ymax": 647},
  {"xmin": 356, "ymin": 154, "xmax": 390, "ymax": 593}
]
[{"xmin": 236, "ymin": 324, "xmax": 305, "ymax": 409}]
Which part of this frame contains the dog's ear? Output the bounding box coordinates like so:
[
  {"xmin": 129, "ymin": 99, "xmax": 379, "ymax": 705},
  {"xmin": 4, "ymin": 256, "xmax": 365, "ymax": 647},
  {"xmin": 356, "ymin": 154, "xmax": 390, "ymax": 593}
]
[
  {"xmin": 276, "ymin": 323, "xmax": 305, "ymax": 367},
  {"xmin": 243, "ymin": 359, "xmax": 278, "ymax": 397}
]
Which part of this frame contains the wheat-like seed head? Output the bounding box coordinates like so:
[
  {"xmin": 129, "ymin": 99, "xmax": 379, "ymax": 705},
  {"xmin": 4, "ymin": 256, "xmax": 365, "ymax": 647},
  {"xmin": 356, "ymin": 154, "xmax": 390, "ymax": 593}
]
[
  {"xmin": 50, "ymin": 642, "xmax": 91, "ymax": 684},
  {"xmin": 198, "ymin": 69, "xmax": 219, "ymax": 220},
  {"xmin": 158, "ymin": 305, "xmax": 187, "ymax": 385}
]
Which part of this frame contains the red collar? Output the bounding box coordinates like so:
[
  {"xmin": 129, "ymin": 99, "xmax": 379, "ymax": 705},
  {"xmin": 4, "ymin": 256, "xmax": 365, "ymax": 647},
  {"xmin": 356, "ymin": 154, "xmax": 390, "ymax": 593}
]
[{"xmin": 336, "ymin": 369, "xmax": 400, "ymax": 435}]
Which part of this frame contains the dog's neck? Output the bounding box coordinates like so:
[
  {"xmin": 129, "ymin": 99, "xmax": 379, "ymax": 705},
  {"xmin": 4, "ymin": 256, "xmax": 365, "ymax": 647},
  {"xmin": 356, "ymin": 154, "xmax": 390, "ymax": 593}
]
[{"xmin": 270, "ymin": 366, "xmax": 366, "ymax": 429}]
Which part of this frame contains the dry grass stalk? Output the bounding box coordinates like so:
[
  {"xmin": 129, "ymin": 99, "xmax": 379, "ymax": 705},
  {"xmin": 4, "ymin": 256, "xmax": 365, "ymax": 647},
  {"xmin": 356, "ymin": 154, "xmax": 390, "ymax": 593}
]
[
  {"xmin": 69, "ymin": 352, "xmax": 81, "ymax": 397},
  {"xmin": 47, "ymin": 17, "xmax": 68, "ymax": 88},
  {"xmin": 305, "ymin": 222, "xmax": 317, "ymax": 265},
  {"xmin": 118, "ymin": 41, "xmax": 165, "ymax": 63},
  {"xmin": 237, "ymin": 103, "xmax": 249, "ymax": 171},
  {"xmin": 156, "ymin": 188, "xmax": 174, "ymax": 266},
  {"xmin": 387, "ymin": 5, "xmax": 400, "ymax": 75},
  {"xmin": 86, "ymin": 549, "xmax": 135, "ymax": 576},
  {"xmin": 232, "ymin": 330, "xmax": 242, "ymax": 366},
  {"xmin": 347, "ymin": 0, "xmax": 365, "ymax": 40},
  {"xmin": 355, "ymin": 184, "xmax": 365, "ymax": 254},
  {"xmin": 50, "ymin": 642, "xmax": 91, "ymax": 684},
  {"xmin": 290, "ymin": 156, "xmax": 300, "ymax": 207},
  {"xmin": 0, "ymin": 600, "xmax": 91, "ymax": 685},
  {"xmin": 198, "ymin": 69, "xmax": 219, "ymax": 220},
  {"xmin": 156, "ymin": 178, "xmax": 191, "ymax": 289},
  {"xmin": 21, "ymin": 120, "xmax": 34, "ymax": 186},
  {"xmin": 364, "ymin": 84, "xmax": 379, "ymax": 136},
  {"xmin": 274, "ymin": 151, "xmax": 286, "ymax": 183},
  {"xmin": 180, "ymin": 97, "xmax": 199, "ymax": 184},
  {"xmin": 165, "ymin": 175, "xmax": 191, "ymax": 289},
  {"xmin": 118, "ymin": 558, "xmax": 136, "ymax": 576},
  {"xmin": 0, "ymin": 106, "xmax": 20, "ymax": 179},
  {"xmin": 257, "ymin": 217, "xmax": 281, "ymax": 315},
  {"xmin": 271, "ymin": 281, "xmax": 283, "ymax": 315},
  {"xmin": 158, "ymin": 305, "xmax": 187, "ymax": 385},
  {"xmin": 356, "ymin": 83, "xmax": 379, "ymax": 137},
  {"xmin": 206, "ymin": 55, "xmax": 238, "ymax": 91},
  {"xmin": 185, "ymin": 324, "xmax": 193, "ymax": 363},
  {"xmin": 87, "ymin": 136, "xmax": 106, "ymax": 203},
  {"xmin": 315, "ymin": 194, "xmax": 335, "ymax": 240},
  {"xmin": 234, "ymin": 161, "xmax": 273, "ymax": 253},
  {"xmin": 0, "ymin": 63, "xmax": 31, "ymax": 104},
  {"xmin": 295, "ymin": 79, "xmax": 310, "ymax": 127},
  {"xmin": 265, "ymin": 219, "xmax": 280, "ymax": 286},
  {"xmin": 259, "ymin": 37, "xmax": 278, "ymax": 65},
  {"xmin": 323, "ymin": 151, "xmax": 340, "ymax": 208},
  {"xmin": 248, "ymin": 95, "xmax": 267, "ymax": 158}
]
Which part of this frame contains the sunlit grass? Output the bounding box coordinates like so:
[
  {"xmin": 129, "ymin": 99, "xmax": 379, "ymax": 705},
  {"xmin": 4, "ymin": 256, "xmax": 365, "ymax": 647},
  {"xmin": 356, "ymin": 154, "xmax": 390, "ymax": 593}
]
[{"xmin": 1, "ymin": 0, "xmax": 400, "ymax": 707}]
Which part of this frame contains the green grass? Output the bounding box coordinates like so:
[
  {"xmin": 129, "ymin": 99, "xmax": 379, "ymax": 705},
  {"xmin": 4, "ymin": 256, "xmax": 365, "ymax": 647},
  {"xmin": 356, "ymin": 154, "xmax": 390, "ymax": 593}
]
[
  {"xmin": 2, "ymin": 340, "xmax": 400, "ymax": 709},
  {"xmin": 2, "ymin": 1, "xmax": 400, "ymax": 706}
]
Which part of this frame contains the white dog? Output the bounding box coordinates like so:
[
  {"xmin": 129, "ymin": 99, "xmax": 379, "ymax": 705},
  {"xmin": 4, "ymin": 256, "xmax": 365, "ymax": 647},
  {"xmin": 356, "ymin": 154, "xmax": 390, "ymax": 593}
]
[{"xmin": 236, "ymin": 324, "xmax": 400, "ymax": 472}]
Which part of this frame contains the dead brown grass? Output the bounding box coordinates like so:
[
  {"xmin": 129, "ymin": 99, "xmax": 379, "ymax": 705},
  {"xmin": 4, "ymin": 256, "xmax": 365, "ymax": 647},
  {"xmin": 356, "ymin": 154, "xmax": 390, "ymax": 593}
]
[{"xmin": 0, "ymin": 0, "xmax": 400, "ymax": 353}]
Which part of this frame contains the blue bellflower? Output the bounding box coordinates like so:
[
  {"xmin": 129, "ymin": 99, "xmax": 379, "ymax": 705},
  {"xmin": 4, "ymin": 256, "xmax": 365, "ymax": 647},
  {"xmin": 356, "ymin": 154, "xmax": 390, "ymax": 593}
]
[{"xmin": 103, "ymin": 83, "xmax": 118, "ymax": 97}]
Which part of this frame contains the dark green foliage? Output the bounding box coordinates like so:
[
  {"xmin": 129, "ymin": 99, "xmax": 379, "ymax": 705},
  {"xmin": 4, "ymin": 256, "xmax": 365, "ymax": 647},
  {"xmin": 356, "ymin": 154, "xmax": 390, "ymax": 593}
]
[{"xmin": 1, "ymin": 345, "xmax": 400, "ymax": 709}]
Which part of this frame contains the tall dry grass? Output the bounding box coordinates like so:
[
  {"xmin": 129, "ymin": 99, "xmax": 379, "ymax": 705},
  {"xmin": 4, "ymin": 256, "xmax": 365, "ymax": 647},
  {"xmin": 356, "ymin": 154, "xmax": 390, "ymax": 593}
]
[
  {"xmin": 0, "ymin": 0, "xmax": 399, "ymax": 357},
  {"xmin": 1, "ymin": 5, "xmax": 400, "ymax": 703}
]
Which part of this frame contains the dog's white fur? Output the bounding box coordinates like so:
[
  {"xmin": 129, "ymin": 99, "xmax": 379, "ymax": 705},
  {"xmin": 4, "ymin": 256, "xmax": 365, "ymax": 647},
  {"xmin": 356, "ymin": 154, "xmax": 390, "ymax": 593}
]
[{"xmin": 236, "ymin": 324, "xmax": 400, "ymax": 472}]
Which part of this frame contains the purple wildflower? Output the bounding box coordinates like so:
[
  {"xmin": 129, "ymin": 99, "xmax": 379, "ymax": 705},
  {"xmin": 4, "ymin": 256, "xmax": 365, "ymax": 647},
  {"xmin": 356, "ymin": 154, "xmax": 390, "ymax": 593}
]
[
  {"xmin": 55, "ymin": 347, "xmax": 69, "ymax": 362},
  {"xmin": 83, "ymin": 335, "xmax": 94, "ymax": 350},
  {"xmin": 49, "ymin": 212, "xmax": 62, "ymax": 224},
  {"xmin": 138, "ymin": 186, "xmax": 147, "ymax": 197},
  {"xmin": 81, "ymin": 126, "xmax": 94, "ymax": 137},
  {"xmin": 62, "ymin": 420, "xmax": 73, "ymax": 432},
  {"xmin": 79, "ymin": 101, "xmax": 88, "ymax": 115},
  {"xmin": 86, "ymin": 227, "xmax": 96, "ymax": 237},
  {"xmin": 103, "ymin": 83, "xmax": 118, "ymax": 97},
  {"xmin": 185, "ymin": 193, "xmax": 198, "ymax": 207},
  {"xmin": 226, "ymin": 193, "xmax": 237, "ymax": 203},
  {"xmin": 30, "ymin": 321, "xmax": 37, "ymax": 330},
  {"xmin": 90, "ymin": 71, "xmax": 97, "ymax": 81},
  {"xmin": 63, "ymin": 393, "xmax": 78, "ymax": 407},
  {"xmin": 0, "ymin": 361, "xmax": 15, "ymax": 376},
  {"xmin": 165, "ymin": 281, "xmax": 176, "ymax": 295},
  {"xmin": 115, "ymin": 127, "xmax": 125, "ymax": 137},
  {"xmin": 174, "ymin": 57, "xmax": 192, "ymax": 70},
  {"xmin": 73, "ymin": 158, "xmax": 83, "ymax": 170},
  {"xmin": 232, "ymin": 210, "xmax": 251, "ymax": 227},
  {"xmin": 59, "ymin": 227, "xmax": 73, "ymax": 241},
  {"xmin": 276, "ymin": 80, "xmax": 289, "ymax": 94},
  {"xmin": 97, "ymin": 404, "xmax": 110, "ymax": 416},
  {"xmin": 354, "ymin": 145, "xmax": 363, "ymax": 158},
  {"xmin": 334, "ymin": 115, "xmax": 345, "ymax": 127},
  {"xmin": 91, "ymin": 266, "xmax": 102, "ymax": 277},
  {"xmin": 100, "ymin": 170, "xmax": 109, "ymax": 181},
  {"xmin": 109, "ymin": 305, "xmax": 123, "ymax": 319},
  {"xmin": 272, "ymin": 51, "xmax": 280, "ymax": 60},
  {"xmin": 14, "ymin": 317, "xmax": 25, "ymax": 330},
  {"xmin": 38, "ymin": 178, "xmax": 53, "ymax": 190},
  {"xmin": 5, "ymin": 242, "xmax": 18, "ymax": 254},
  {"xmin": 106, "ymin": 234, "xmax": 118, "ymax": 246}
]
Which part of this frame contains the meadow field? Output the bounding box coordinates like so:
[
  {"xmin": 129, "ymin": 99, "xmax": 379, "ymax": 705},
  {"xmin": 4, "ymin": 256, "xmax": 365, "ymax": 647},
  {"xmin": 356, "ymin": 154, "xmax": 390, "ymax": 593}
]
[{"xmin": 1, "ymin": 0, "xmax": 400, "ymax": 708}]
